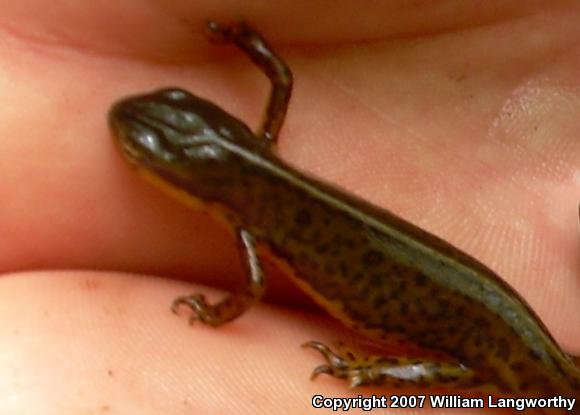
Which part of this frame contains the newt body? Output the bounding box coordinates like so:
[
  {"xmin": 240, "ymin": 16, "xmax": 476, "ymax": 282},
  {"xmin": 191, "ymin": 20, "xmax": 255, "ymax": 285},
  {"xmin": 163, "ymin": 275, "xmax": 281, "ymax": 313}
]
[{"xmin": 109, "ymin": 21, "xmax": 580, "ymax": 413}]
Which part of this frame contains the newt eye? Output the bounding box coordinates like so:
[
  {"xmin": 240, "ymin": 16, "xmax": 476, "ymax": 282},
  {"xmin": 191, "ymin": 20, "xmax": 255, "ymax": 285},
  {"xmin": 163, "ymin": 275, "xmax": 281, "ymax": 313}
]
[
  {"xmin": 160, "ymin": 107, "xmax": 203, "ymax": 131},
  {"xmin": 120, "ymin": 117, "xmax": 176, "ymax": 163},
  {"xmin": 158, "ymin": 88, "xmax": 189, "ymax": 101},
  {"xmin": 183, "ymin": 143, "xmax": 228, "ymax": 162}
]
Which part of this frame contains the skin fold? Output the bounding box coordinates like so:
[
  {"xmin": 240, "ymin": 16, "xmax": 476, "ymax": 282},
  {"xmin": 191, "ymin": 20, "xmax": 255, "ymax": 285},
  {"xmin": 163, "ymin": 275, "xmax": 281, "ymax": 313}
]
[{"xmin": 0, "ymin": 1, "xmax": 578, "ymax": 414}]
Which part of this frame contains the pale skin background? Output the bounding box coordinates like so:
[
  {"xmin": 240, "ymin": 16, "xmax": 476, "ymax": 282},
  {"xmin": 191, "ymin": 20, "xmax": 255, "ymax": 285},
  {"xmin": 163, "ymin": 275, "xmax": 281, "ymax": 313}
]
[{"xmin": 0, "ymin": 1, "xmax": 579, "ymax": 414}]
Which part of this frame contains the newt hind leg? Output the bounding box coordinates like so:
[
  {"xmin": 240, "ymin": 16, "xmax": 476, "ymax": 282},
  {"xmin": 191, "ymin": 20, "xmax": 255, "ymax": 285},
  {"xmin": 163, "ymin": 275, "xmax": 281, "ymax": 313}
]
[{"xmin": 303, "ymin": 340, "xmax": 489, "ymax": 390}]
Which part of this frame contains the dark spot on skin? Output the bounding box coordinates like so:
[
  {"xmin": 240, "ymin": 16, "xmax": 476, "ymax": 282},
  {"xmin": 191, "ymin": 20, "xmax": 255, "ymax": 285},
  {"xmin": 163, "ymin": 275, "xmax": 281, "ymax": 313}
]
[
  {"xmin": 324, "ymin": 263, "xmax": 336, "ymax": 274},
  {"xmin": 399, "ymin": 302, "xmax": 409, "ymax": 316},
  {"xmin": 309, "ymin": 229, "xmax": 322, "ymax": 243},
  {"xmin": 473, "ymin": 352, "xmax": 486, "ymax": 362},
  {"xmin": 294, "ymin": 210, "xmax": 311, "ymax": 226},
  {"xmin": 344, "ymin": 271, "xmax": 363, "ymax": 284},
  {"xmin": 529, "ymin": 349, "xmax": 541, "ymax": 362},
  {"xmin": 495, "ymin": 337, "xmax": 511, "ymax": 361},
  {"xmin": 328, "ymin": 245, "xmax": 341, "ymax": 256},
  {"xmin": 345, "ymin": 306, "xmax": 369, "ymax": 323},
  {"xmin": 385, "ymin": 289, "xmax": 401, "ymax": 299},
  {"xmin": 315, "ymin": 244, "xmax": 328, "ymax": 254},
  {"xmin": 345, "ymin": 239, "xmax": 356, "ymax": 249},
  {"xmin": 362, "ymin": 249, "xmax": 384, "ymax": 266},
  {"xmin": 510, "ymin": 361, "xmax": 525, "ymax": 371},
  {"xmin": 414, "ymin": 298, "xmax": 427, "ymax": 315},
  {"xmin": 338, "ymin": 260, "xmax": 349, "ymax": 277},
  {"xmin": 473, "ymin": 317, "xmax": 490, "ymax": 328},
  {"xmin": 423, "ymin": 331, "xmax": 441, "ymax": 344},
  {"xmin": 353, "ymin": 284, "xmax": 372, "ymax": 302},
  {"xmin": 437, "ymin": 374, "xmax": 452, "ymax": 383},
  {"xmin": 372, "ymin": 295, "xmax": 386, "ymax": 308},
  {"xmin": 414, "ymin": 273, "xmax": 428, "ymax": 286}
]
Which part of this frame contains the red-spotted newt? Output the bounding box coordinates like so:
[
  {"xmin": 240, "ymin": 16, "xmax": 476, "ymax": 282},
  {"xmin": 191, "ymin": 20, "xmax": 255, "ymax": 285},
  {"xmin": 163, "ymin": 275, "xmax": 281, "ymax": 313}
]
[{"xmin": 108, "ymin": 21, "xmax": 580, "ymax": 414}]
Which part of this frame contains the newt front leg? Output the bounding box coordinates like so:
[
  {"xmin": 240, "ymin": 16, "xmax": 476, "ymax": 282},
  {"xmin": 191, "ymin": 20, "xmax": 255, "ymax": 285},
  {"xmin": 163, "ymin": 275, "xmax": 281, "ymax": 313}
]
[
  {"xmin": 172, "ymin": 228, "xmax": 265, "ymax": 326},
  {"xmin": 205, "ymin": 20, "xmax": 293, "ymax": 143}
]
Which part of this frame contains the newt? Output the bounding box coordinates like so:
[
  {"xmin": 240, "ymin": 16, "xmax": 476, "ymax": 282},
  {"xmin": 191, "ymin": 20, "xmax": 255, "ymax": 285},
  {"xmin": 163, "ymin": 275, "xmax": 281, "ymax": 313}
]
[{"xmin": 108, "ymin": 20, "xmax": 580, "ymax": 413}]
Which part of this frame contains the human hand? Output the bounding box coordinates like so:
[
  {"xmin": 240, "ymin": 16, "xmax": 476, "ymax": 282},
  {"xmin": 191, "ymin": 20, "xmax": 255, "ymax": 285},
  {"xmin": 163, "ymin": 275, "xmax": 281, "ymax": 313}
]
[{"xmin": 1, "ymin": 2, "xmax": 578, "ymax": 414}]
